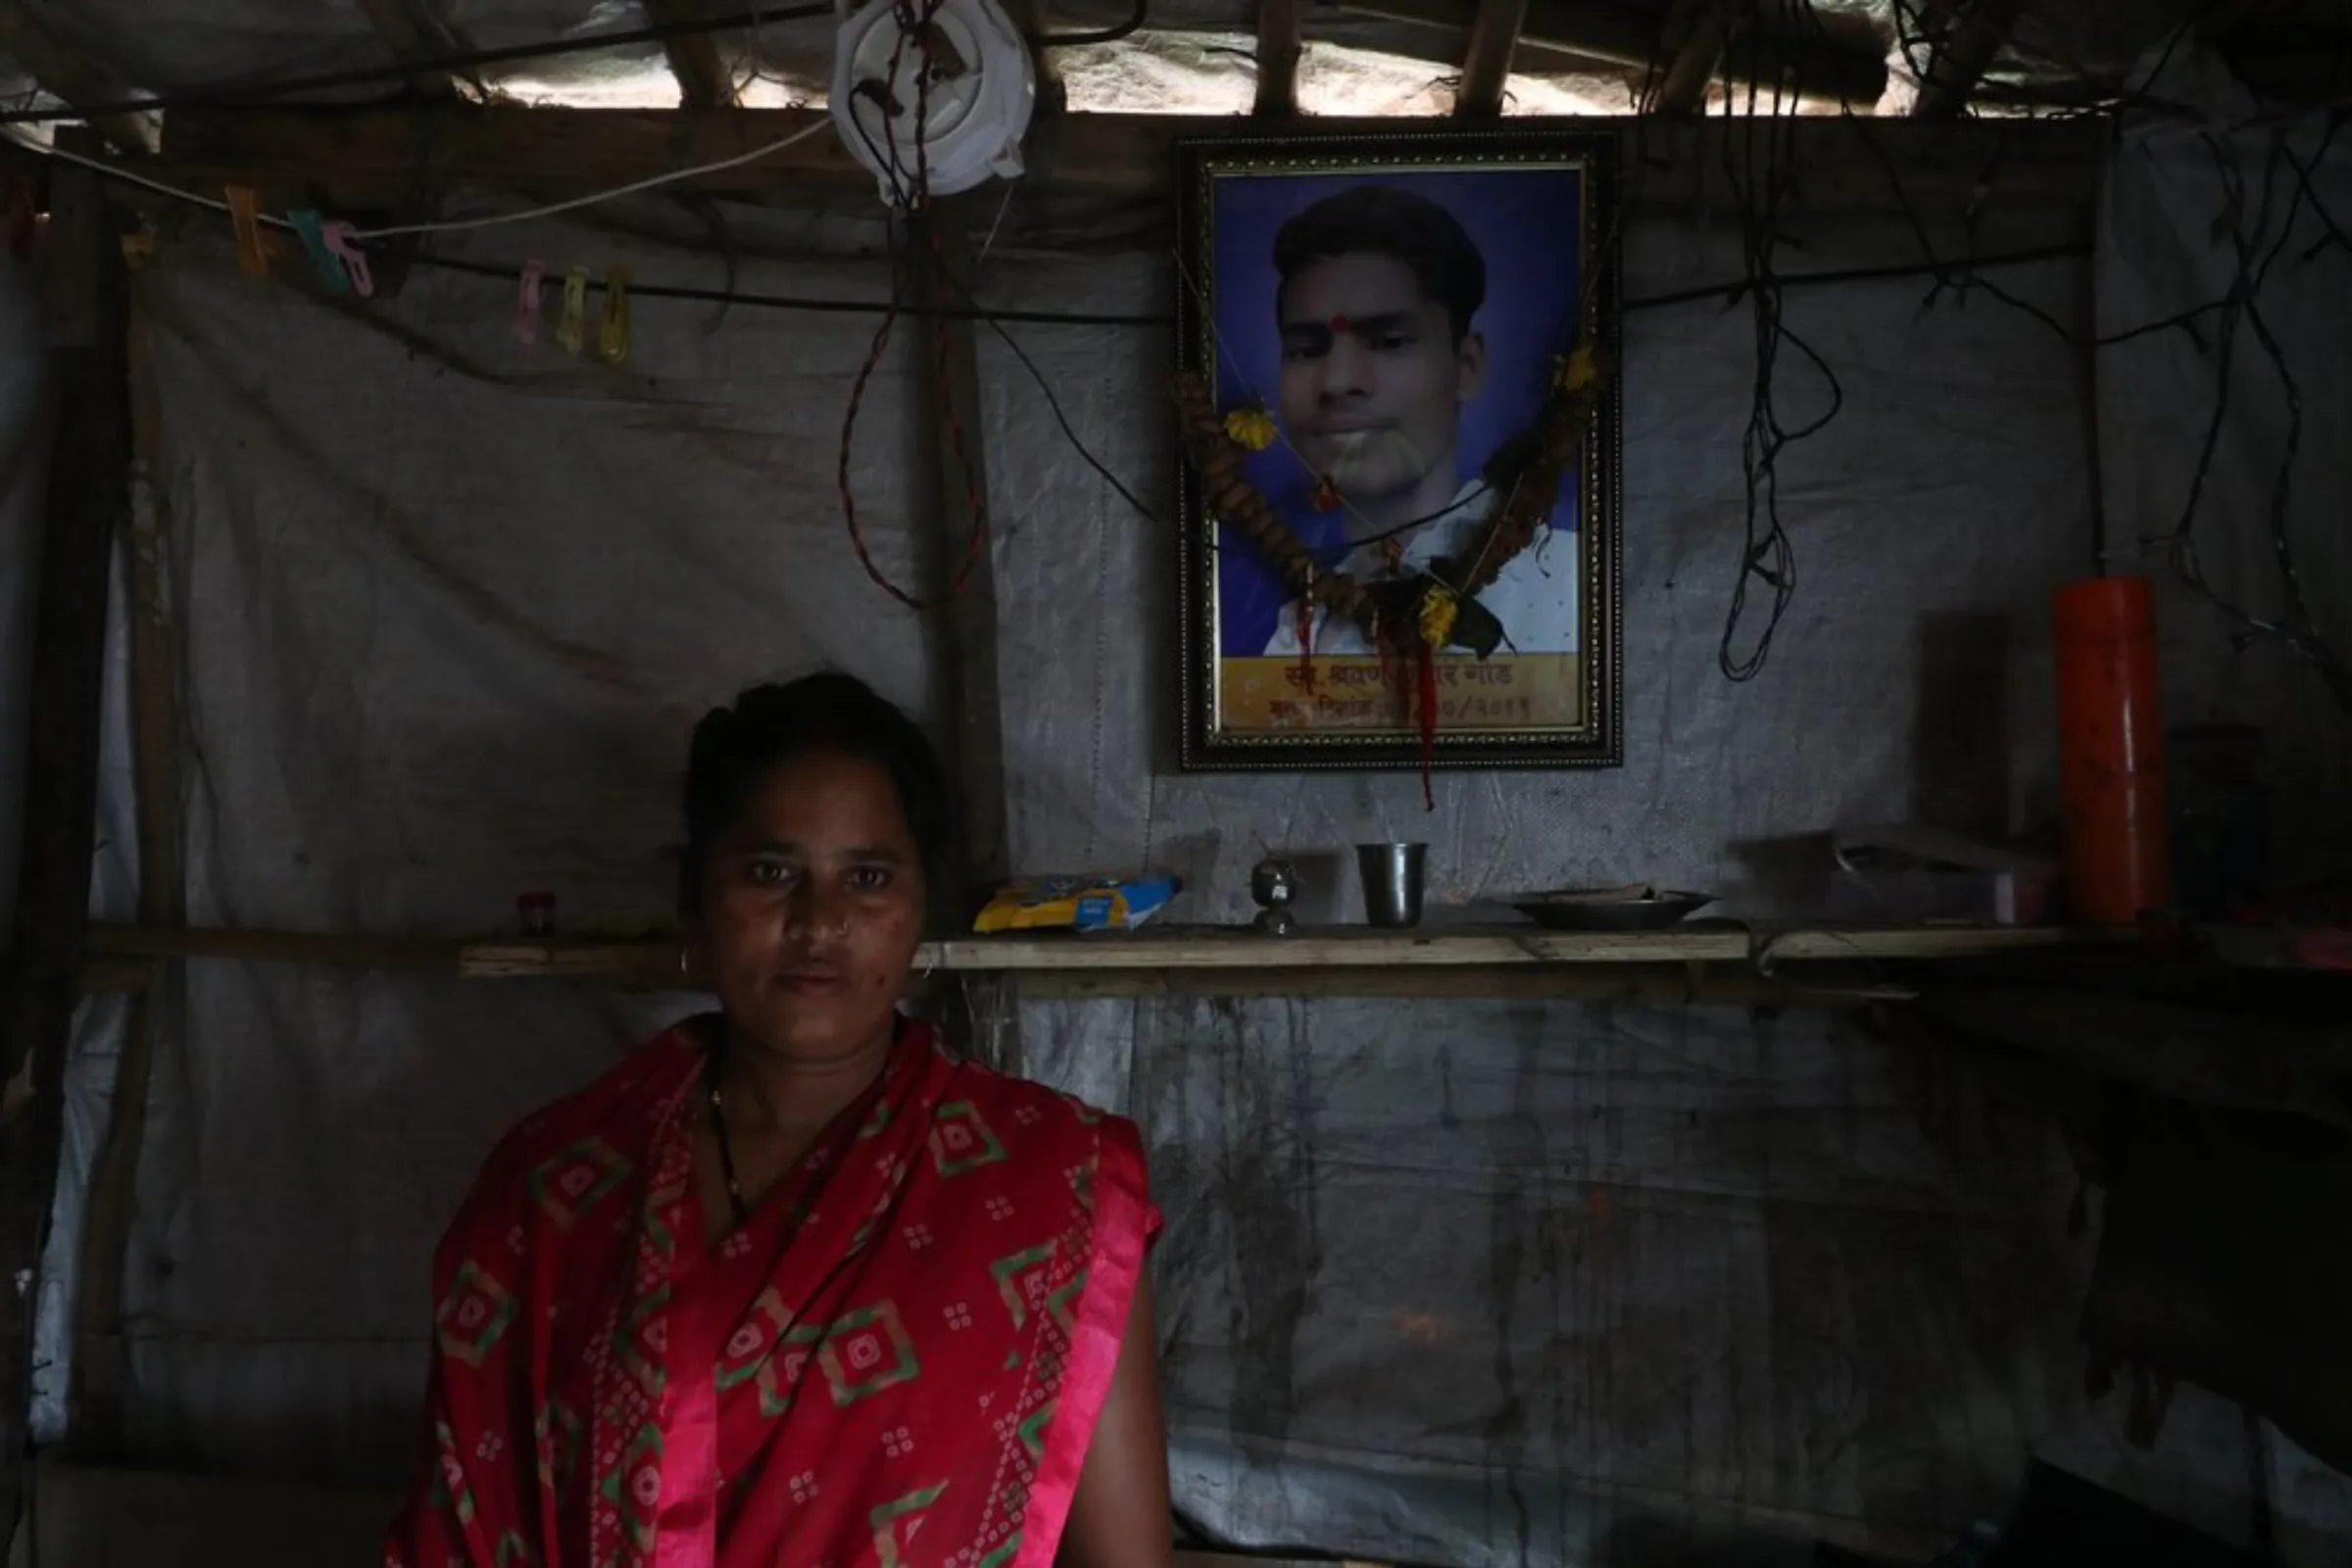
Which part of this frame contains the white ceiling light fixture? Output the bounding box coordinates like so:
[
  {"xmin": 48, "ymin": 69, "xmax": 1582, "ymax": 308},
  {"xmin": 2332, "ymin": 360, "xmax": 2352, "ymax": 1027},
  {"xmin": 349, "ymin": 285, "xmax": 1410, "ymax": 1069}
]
[{"xmin": 831, "ymin": 0, "xmax": 1036, "ymax": 206}]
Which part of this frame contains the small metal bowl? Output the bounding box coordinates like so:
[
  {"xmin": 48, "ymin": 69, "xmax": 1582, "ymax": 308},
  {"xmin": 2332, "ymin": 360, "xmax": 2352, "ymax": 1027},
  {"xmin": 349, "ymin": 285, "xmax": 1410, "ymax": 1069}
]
[{"xmin": 1508, "ymin": 887, "xmax": 1717, "ymax": 932}]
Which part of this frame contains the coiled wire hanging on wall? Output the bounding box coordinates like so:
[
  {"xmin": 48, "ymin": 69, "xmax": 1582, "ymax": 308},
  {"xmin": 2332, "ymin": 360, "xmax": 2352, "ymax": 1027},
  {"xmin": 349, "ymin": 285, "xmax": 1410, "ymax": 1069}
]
[{"xmin": 831, "ymin": 0, "xmax": 1036, "ymax": 204}]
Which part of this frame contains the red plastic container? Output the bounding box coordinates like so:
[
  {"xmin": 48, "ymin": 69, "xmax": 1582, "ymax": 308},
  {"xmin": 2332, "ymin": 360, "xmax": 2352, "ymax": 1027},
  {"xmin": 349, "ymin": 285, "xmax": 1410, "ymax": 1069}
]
[{"xmin": 2052, "ymin": 576, "xmax": 2171, "ymax": 924}]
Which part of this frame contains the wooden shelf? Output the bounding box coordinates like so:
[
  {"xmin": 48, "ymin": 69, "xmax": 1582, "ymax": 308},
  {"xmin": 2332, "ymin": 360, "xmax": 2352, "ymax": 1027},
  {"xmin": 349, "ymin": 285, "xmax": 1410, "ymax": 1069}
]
[
  {"xmin": 93, "ymin": 921, "xmax": 2344, "ymax": 1129},
  {"xmin": 84, "ymin": 919, "xmax": 2114, "ymax": 987},
  {"xmin": 926, "ymin": 922, "xmax": 2097, "ymax": 971}
]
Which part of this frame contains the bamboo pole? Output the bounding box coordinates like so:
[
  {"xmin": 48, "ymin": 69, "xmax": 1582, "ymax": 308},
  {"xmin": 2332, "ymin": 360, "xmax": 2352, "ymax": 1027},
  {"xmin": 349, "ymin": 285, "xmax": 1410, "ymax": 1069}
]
[
  {"xmin": 1455, "ymin": 0, "xmax": 1531, "ymax": 116},
  {"xmin": 1253, "ymin": 0, "xmax": 1305, "ymax": 117},
  {"xmin": 640, "ymin": 0, "xmax": 741, "ymax": 108},
  {"xmin": 0, "ymin": 128, "xmax": 130, "ymax": 1535},
  {"xmin": 1645, "ymin": 0, "xmax": 1727, "ymax": 115},
  {"xmin": 1911, "ymin": 0, "xmax": 2027, "ymax": 118},
  {"xmin": 913, "ymin": 201, "xmax": 1024, "ymax": 1075},
  {"xmin": 71, "ymin": 299, "xmax": 182, "ymax": 1447}
]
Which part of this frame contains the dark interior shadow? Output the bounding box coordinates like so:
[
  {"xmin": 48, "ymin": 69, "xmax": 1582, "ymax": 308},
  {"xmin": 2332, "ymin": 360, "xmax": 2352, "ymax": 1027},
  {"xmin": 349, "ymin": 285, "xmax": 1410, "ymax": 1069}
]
[
  {"xmin": 1914, "ymin": 610, "xmax": 2013, "ymax": 842},
  {"xmin": 1725, "ymin": 829, "xmax": 1838, "ymax": 918}
]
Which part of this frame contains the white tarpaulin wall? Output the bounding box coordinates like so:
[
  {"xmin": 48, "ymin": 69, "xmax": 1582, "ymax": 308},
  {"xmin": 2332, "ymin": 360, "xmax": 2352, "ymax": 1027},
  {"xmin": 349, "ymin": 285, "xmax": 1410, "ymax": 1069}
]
[{"xmin": 13, "ymin": 107, "xmax": 2352, "ymax": 1568}]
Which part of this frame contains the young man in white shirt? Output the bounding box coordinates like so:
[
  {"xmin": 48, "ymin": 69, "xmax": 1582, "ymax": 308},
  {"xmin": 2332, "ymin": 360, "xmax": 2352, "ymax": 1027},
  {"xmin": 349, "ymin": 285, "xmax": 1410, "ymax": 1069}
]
[{"xmin": 1257, "ymin": 183, "xmax": 1577, "ymax": 660}]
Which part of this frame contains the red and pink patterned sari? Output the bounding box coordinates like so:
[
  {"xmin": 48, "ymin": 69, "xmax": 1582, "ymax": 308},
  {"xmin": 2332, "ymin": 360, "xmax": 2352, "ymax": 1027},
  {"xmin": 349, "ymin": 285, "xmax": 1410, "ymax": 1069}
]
[{"xmin": 384, "ymin": 1017, "xmax": 1155, "ymax": 1568}]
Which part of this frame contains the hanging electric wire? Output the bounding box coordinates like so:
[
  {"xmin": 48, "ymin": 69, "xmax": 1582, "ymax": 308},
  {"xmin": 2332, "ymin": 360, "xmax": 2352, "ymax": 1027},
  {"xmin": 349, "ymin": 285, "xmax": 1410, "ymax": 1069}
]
[
  {"xmin": 1715, "ymin": 0, "xmax": 1845, "ymax": 684},
  {"xmin": 1037, "ymin": 0, "xmax": 1152, "ymax": 48}
]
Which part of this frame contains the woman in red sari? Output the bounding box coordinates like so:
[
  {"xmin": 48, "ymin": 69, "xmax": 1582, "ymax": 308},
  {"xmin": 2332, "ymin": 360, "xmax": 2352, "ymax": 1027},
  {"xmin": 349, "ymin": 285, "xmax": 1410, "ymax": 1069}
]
[{"xmin": 387, "ymin": 674, "xmax": 1170, "ymax": 1567}]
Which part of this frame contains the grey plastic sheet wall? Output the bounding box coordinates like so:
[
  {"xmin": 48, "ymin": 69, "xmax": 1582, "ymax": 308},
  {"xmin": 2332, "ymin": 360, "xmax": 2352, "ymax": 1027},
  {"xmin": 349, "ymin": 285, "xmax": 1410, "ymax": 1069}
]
[
  {"xmin": 10, "ymin": 133, "xmax": 2345, "ymax": 1568},
  {"xmin": 2095, "ymin": 111, "xmax": 2352, "ymax": 870}
]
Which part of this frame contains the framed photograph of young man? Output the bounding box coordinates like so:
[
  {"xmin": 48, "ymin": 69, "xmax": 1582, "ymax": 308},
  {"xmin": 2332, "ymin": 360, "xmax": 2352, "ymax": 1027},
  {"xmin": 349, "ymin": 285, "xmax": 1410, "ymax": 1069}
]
[{"xmin": 1174, "ymin": 129, "xmax": 1622, "ymax": 771}]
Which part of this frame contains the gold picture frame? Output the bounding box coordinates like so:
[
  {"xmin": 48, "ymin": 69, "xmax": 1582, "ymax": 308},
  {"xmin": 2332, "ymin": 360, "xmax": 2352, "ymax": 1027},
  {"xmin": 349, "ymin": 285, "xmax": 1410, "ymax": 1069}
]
[{"xmin": 1175, "ymin": 127, "xmax": 1623, "ymax": 770}]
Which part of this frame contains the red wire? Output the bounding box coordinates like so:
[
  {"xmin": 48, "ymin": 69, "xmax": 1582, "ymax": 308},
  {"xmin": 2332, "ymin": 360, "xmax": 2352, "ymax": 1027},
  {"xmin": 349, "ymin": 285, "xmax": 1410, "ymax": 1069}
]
[
  {"xmin": 834, "ymin": 0, "xmax": 992, "ymax": 612},
  {"xmin": 1294, "ymin": 579, "xmax": 1315, "ymax": 690},
  {"xmin": 1416, "ymin": 642, "xmax": 1437, "ymax": 812}
]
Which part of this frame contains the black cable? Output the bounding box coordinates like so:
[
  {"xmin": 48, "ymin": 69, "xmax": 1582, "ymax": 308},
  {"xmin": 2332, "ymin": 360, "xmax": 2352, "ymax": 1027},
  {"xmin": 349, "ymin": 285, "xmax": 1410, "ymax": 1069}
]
[
  {"xmin": 1620, "ymin": 241, "xmax": 2087, "ymax": 311},
  {"xmin": 11, "ymin": 90, "xmax": 2147, "ymax": 340},
  {"xmin": 2283, "ymin": 128, "xmax": 2352, "ymax": 263},
  {"xmin": 1751, "ymin": 29, "xmax": 2352, "ymax": 703},
  {"xmin": 917, "ymin": 219, "xmax": 1160, "ymax": 522},
  {"xmin": 384, "ymin": 246, "xmax": 1169, "ymax": 328},
  {"xmin": 978, "ymin": 303, "xmax": 1158, "ymax": 521},
  {"xmin": 2161, "ymin": 126, "xmax": 2352, "ymax": 711},
  {"xmin": 1833, "ymin": 109, "xmax": 2259, "ymax": 357},
  {"xmin": 1719, "ymin": 29, "xmax": 1787, "ymax": 682},
  {"xmin": 396, "ymin": 232, "xmax": 2106, "ymax": 330},
  {"xmin": 2257, "ymin": 111, "xmax": 2348, "ymax": 287},
  {"xmin": 1301, "ymin": 485, "xmax": 1494, "ymax": 555},
  {"xmin": 852, "ymin": 2, "xmax": 1160, "ymax": 529},
  {"xmin": 1840, "ymin": 110, "xmax": 2082, "ymax": 343},
  {"xmin": 34, "ymin": 0, "xmax": 2347, "ymax": 701},
  {"xmin": 1886, "ymin": 0, "xmax": 1933, "ymax": 84},
  {"xmin": 0, "ymin": 4, "xmax": 835, "ymax": 127},
  {"xmin": 1715, "ymin": 7, "xmax": 1844, "ymax": 685},
  {"xmin": 2166, "ymin": 136, "xmax": 2260, "ymax": 635},
  {"xmin": 1632, "ymin": 5, "xmax": 1666, "ymax": 115},
  {"xmin": 1891, "ymin": 0, "xmax": 1945, "ymax": 106},
  {"xmin": 1038, "ymin": 0, "xmax": 1152, "ymax": 48},
  {"xmin": 2300, "ymin": 10, "xmax": 2352, "ymax": 262},
  {"xmin": 2236, "ymin": 168, "xmax": 2316, "ymax": 640}
]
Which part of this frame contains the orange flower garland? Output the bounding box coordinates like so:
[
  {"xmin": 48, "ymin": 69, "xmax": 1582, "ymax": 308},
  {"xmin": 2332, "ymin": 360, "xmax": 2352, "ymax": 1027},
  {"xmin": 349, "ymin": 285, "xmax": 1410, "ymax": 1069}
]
[{"xmin": 1170, "ymin": 354, "xmax": 1611, "ymax": 656}]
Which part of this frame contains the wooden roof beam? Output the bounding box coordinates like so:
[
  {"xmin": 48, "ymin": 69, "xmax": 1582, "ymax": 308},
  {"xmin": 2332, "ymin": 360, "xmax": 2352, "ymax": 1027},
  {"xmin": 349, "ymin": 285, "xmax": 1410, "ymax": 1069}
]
[
  {"xmin": 1454, "ymin": 0, "xmax": 1529, "ymax": 116},
  {"xmin": 0, "ymin": 4, "xmax": 153, "ymax": 153},
  {"xmin": 640, "ymin": 0, "xmax": 741, "ymax": 108},
  {"xmin": 1643, "ymin": 0, "xmax": 1725, "ymax": 115},
  {"xmin": 1346, "ymin": 0, "xmax": 1886, "ymax": 110},
  {"xmin": 154, "ymin": 106, "xmax": 2101, "ymax": 217},
  {"xmin": 1253, "ymin": 0, "xmax": 1304, "ymax": 118},
  {"xmin": 351, "ymin": 0, "xmax": 470, "ymax": 99},
  {"xmin": 1911, "ymin": 0, "xmax": 2026, "ymax": 117}
]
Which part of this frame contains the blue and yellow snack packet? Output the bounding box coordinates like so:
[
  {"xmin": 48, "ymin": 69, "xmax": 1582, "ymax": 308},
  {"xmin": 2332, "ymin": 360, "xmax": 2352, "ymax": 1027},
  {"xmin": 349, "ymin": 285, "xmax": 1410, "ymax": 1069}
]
[{"xmin": 973, "ymin": 875, "xmax": 1180, "ymax": 934}]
